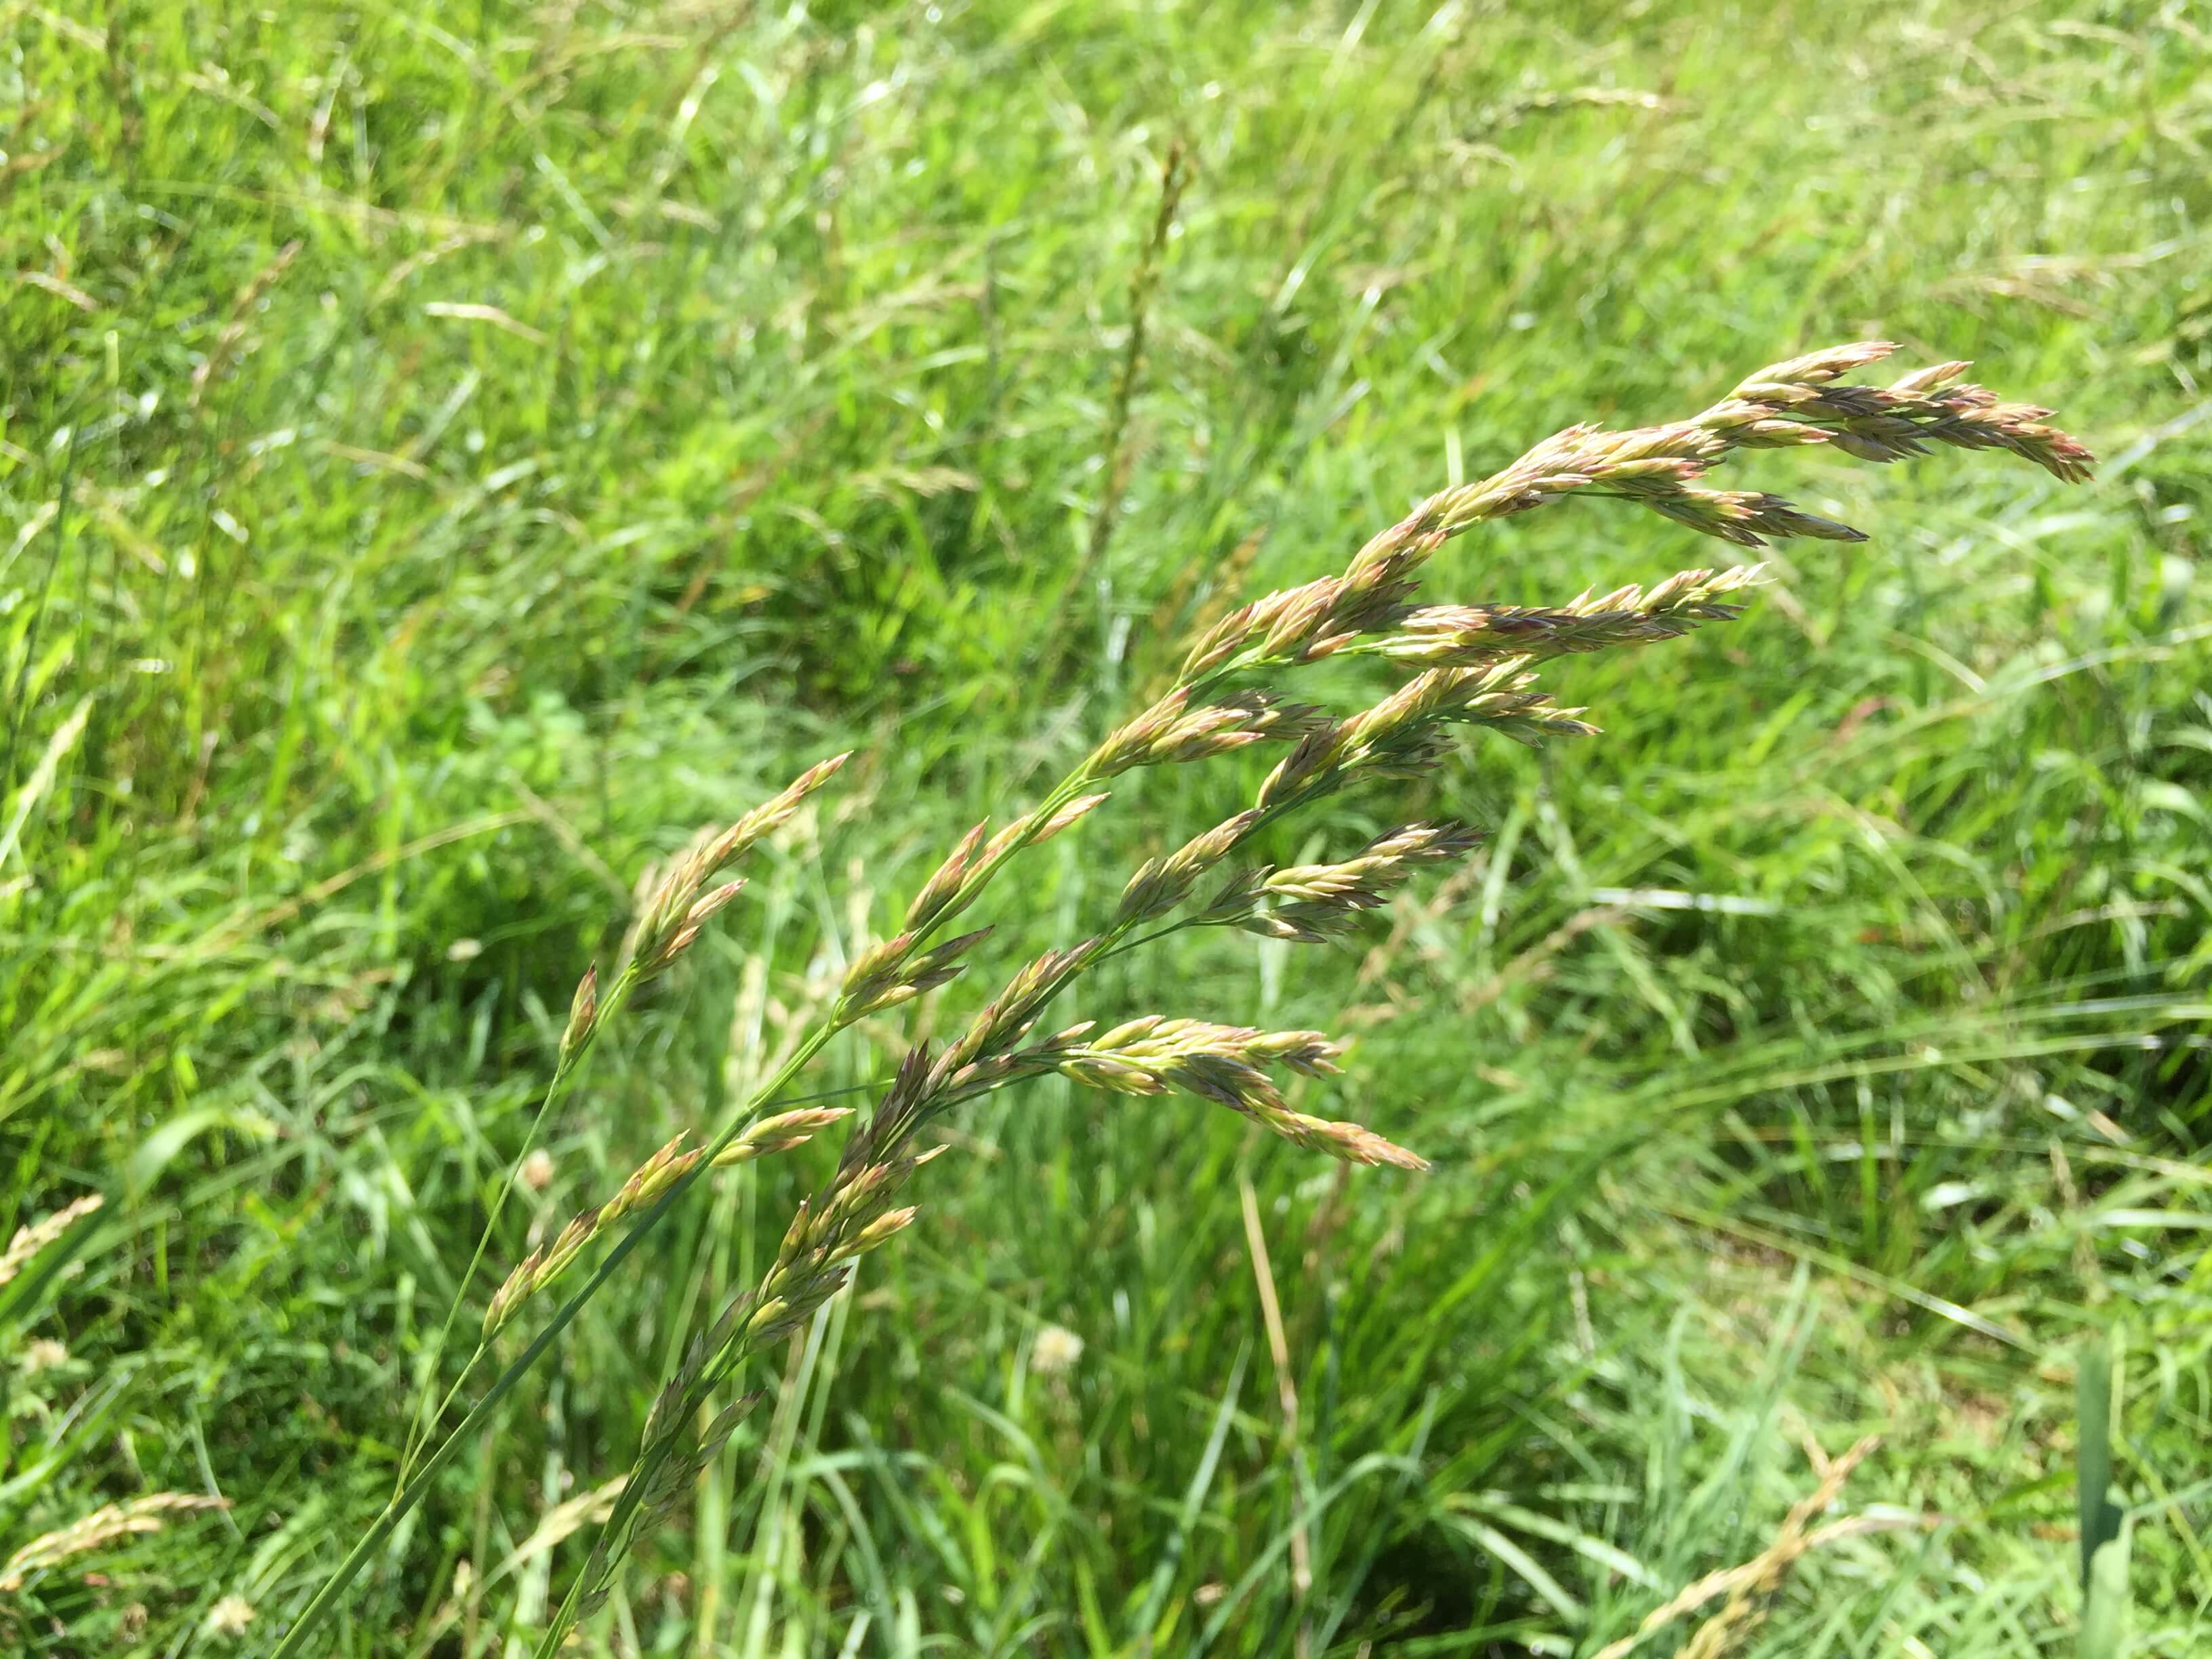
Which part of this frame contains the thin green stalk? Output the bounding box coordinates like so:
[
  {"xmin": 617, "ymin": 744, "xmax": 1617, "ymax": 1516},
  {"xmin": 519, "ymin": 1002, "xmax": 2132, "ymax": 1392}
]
[
  {"xmin": 266, "ymin": 1057, "xmax": 846, "ymax": 1659},
  {"xmin": 525, "ymin": 800, "xmax": 1118, "ymax": 1652},
  {"xmin": 394, "ymin": 963, "xmax": 640, "ymax": 1490},
  {"xmin": 527, "ymin": 751, "xmax": 1358, "ymax": 1652},
  {"xmin": 304, "ymin": 756, "xmax": 1119, "ymax": 1656}
]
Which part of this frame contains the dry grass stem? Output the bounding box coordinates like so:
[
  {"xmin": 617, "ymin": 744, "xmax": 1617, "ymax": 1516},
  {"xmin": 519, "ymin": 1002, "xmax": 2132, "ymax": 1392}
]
[
  {"xmin": 1240, "ymin": 1176, "xmax": 1313, "ymax": 1629},
  {"xmin": 1593, "ymin": 1435, "xmax": 1909, "ymax": 1659},
  {"xmin": 1, "ymin": 1494, "xmax": 231, "ymax": 1591}
]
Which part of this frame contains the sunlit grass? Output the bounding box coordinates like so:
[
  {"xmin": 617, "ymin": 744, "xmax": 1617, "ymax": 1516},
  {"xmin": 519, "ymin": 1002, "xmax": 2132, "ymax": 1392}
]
[{"xmin": 3, "ymin": 0, "xmax": 2207, "ymax": 1653}]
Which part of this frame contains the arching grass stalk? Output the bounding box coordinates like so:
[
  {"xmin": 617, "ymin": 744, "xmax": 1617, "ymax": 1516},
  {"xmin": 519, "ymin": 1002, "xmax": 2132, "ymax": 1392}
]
[
  {"xmin": 271, "ymin": 343, "xmax": 2089, "ymax": 1656},
  {"xmin": 391, "ymin": 970, "xmax": 627, "ymax": 1493},
  {"xmin": 263, "ymin": 1078, "xmax": 873, "ymax": 1659},
  {"xmin": 393, "ymin": 754, "xmax": 855, "ymax": 1489}
]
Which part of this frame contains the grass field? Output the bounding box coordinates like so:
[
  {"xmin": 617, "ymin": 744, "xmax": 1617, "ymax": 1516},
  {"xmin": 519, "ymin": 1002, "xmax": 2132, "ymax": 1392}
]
[{"xmin": 4, "ymin": 0, "xmax": 2210, "ymax": 1653}]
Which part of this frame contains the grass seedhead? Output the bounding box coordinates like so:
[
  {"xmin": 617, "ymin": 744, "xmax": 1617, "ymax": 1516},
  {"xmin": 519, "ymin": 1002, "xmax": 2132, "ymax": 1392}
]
[{"xmin": 276, "ymin": 342, "xmax": 2093, "ymax": 1656}]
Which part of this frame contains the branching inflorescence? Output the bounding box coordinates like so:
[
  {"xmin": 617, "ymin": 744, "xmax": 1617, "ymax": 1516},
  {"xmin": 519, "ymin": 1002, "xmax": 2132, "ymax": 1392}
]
[{"xmin": 272, "ymin": 343, "xmax": 2091, "ymax": 1657}]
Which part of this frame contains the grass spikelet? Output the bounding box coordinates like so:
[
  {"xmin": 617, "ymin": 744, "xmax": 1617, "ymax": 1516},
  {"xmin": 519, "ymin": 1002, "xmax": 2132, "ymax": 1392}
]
[
  {"xmin": 483, "ymin": 1136, "xmax": 703, "ymax": 1338},
  {"xmin": 622, "ymin": 752, "xmax": 853, "ymax": 981},
  {"xmin": 1376, "ymin": 565, "xmax": 1765, "ymax": 666},
  {"xmin": 556, "ymin": 966, "xmax": 599, "ymax": 1071},
  {"xmin": 1042, "ymin": 1018, "xmax": 1416, "ymax": 1163},
  {"xmin": 0, "ymin": 1193, "xmax": 102, "ymax": 1288},
  {"xmin": 1238, "ymin": 822, "xmax": 1485, "ymax": 941},
  {"xmin": 483, "ymin": 1108, "xmax": 848, "ymax": 1339},
  {"xmin": 711, "ymin": 1106, "xmax": 855, "ymax": 1167}
]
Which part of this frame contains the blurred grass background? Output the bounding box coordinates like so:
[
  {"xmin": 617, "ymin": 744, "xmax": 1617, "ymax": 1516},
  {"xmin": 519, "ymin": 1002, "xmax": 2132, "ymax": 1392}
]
[{"xmin": 3, "ymin": 0, "xmax": 2209, "ymax": 1653}]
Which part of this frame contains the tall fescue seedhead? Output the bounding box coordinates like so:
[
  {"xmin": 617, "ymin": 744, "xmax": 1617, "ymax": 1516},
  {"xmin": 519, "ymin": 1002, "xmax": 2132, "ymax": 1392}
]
[
  {"xmin": 274, "ymin": 344, "xmax": 2091, "ymax": 1658},
  {"xmin": 619, "ymin": 751, "xmax": 851, "ymax": 986}
]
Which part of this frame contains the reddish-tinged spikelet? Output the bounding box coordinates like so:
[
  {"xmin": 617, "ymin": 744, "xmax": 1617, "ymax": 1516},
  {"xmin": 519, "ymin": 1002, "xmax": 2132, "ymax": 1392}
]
[
  {"xmin": 628, "ymin": 752, "xmax": 853, "ymax": 979},
  {"xmin": 1086, "ymin": 687, "xmax": 1189, "ymax": 775},
  {"xmin": 558, "ymin": 966, "xmax": 599, "ymax": 1069},
  {"xmin": 691, "ymin": 752, "xmax": 854, "ymax": 886},
  {"xmin": 1255, "ymin": 721, "xmax": 1350, "ymax": 809},
  {"xmin": 845, "ymin": 926, "xmax": 994, "ymax": 1017},
  {"xmin": 714, "ymin": 1106, "xmax": 855, "ymax": 1166},
  {"xmin": 905, "ymin": 819, "xmax": 989, "ymax": 930},
  {"xmin": 1275, "ymin": 1110, "xmax": 1429, "ymax": 1171},
  {"xmin": 1888, "ymin": 359, "xmax": 1971, "ymax": 395},
  {"xmin": 1733, "ymin": 340, "xmax": 1898, "ymax": 392},
  {"xmin": 481, "ymin": 1247, "xmax": 541, "ymax": 1336},
  {"xmin": 905, "ymin": 927, "xmax": 993, "ymax": 987},
  {"xmin": 647, "ymin": 878, "xmax": 744, "ymax": 968},
  {"xmin": 1925, "ymin": 397, "xmax": 2096, "ymax": 483},
  {"xmin": 1034, "ymin": 792, "xmax": 1110, "ymax": 842},
  {"xmin": 840, "ymin": 929, "xmax": 919, "ymax": 1014},
  {"xmin": 1115, "ymin": 809, "xmax": 1265, "ymax": 925}
]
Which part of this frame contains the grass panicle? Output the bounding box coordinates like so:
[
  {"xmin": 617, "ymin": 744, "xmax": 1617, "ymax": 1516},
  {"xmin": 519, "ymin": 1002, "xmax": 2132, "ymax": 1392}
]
[{"xmin": 289, "ymin": 342, "xmax": 2094, "ymax": 1656}]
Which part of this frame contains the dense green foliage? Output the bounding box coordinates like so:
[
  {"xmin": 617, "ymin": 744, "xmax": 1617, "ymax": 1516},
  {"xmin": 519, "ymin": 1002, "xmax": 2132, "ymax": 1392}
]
[{"xmin": 4, "ymin": 1, "xmax": 2208, "ymax": 1653}]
